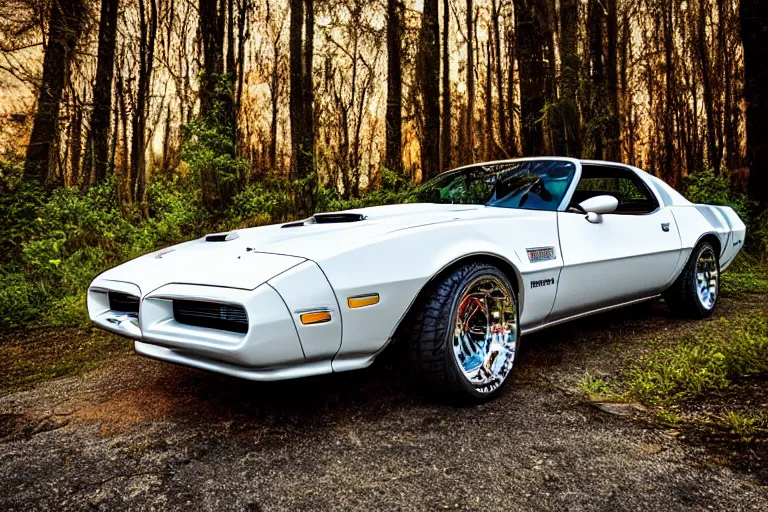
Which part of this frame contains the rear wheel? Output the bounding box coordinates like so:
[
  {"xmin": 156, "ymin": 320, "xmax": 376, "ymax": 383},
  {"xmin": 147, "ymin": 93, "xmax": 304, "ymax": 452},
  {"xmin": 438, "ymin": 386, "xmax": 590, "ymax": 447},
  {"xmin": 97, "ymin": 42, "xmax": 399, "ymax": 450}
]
[
  {"xmin": 407, "ymin": 263, "xmax": 519, "ymax": 403},
  {"xmin": 664, "ymin": 241, "xmax": 719, "ymax": 318}
]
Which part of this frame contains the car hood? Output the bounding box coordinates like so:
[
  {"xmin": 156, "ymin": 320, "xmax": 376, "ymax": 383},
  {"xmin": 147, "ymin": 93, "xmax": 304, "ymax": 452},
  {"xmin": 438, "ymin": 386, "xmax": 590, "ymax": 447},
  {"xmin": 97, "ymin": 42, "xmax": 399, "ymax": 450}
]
[{"xmin": 95, "ymin": 203, "xmax": 525, "ymax": 292}]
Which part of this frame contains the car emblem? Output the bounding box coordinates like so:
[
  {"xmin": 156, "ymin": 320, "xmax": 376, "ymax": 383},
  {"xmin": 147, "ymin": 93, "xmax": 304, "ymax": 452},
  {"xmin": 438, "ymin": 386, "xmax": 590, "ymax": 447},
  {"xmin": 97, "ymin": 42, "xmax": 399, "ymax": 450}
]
[{"xmin": 526, "ymin": 247, "xmax": 556, "ymax": 263}]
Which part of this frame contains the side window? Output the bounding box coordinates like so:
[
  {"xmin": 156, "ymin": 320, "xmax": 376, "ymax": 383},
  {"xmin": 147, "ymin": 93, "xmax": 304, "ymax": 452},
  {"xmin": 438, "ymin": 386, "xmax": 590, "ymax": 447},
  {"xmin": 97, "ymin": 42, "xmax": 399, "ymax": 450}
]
[{"xmin": 570, "ymin": 166, "xmax": 659, "ymax": 214}]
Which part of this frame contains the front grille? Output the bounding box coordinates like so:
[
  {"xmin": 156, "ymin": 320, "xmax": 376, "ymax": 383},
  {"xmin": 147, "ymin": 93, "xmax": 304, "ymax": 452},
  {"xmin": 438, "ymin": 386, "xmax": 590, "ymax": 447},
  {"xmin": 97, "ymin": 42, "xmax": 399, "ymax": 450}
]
[
  {"xmin": 108, "ymin": 292, "xmax": 139, "ymax": 314},
  {"xmin": 173, "ymin": 300, "xmax": 248, "ymax": 334}
]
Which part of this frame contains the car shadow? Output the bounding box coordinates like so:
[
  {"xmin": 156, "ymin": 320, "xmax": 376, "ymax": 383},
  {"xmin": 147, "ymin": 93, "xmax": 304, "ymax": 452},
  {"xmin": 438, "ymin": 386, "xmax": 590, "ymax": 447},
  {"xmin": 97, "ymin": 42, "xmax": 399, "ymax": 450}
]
[{"xmin": 81, "ymin": 300, "xmax": 681, "ymax": 434}]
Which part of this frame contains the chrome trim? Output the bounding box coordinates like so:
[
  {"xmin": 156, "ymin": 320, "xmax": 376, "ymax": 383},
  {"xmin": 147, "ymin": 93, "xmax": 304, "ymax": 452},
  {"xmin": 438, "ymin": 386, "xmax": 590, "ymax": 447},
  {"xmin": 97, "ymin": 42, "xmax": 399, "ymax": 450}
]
[
  {"xmin": 96, "ymin": 311, "xmax": 142, "ymax": 339},
  {"xmin": 294, "ymin": 306, "xmax": 334, "ymax": 314},
  {"xmin": 521, "ymin": 295, "xmax": 661, "ymax": 335}
]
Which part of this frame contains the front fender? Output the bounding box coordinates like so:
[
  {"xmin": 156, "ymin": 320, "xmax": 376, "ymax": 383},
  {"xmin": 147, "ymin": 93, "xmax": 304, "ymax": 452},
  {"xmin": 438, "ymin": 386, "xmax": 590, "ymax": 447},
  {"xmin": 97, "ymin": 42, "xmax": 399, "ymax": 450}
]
[{"xmin": 318, "ymin": 215, "xmax": 561, "ymax": 362}]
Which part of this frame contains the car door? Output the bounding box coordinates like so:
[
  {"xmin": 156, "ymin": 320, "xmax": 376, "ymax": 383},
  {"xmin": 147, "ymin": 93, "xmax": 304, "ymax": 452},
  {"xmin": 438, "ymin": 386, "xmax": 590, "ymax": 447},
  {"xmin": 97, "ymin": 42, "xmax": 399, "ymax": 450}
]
[{"xmin": 549, "ymin": 164, "xmax": 682, "ymax": 319}]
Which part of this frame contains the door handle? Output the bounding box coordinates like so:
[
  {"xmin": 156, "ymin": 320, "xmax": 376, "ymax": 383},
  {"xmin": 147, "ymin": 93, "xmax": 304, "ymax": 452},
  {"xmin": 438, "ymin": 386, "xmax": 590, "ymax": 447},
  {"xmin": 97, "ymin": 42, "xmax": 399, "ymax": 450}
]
[{"xmin": 661, "ymin": 222, "xmax": 670, "ymax": 232}]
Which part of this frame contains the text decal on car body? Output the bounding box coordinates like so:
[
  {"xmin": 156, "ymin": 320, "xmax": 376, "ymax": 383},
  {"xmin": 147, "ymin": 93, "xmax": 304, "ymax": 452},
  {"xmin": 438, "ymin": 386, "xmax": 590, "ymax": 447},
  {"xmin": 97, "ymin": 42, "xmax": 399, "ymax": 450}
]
[
  {"xmin": 530, "ymin": 278, "xmax": 555, "ymax": 289},
  {"xmin": 526, "ymin": 247, "xmax": 556, "ymax": 263}
]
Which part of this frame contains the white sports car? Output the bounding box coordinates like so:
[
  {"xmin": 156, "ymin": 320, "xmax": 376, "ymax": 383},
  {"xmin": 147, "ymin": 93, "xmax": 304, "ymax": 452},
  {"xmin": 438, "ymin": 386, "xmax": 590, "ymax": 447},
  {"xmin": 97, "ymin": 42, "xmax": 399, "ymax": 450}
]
[{"xmin": 88, "ymin": 158, "xmax": 746, "ymax": 402}]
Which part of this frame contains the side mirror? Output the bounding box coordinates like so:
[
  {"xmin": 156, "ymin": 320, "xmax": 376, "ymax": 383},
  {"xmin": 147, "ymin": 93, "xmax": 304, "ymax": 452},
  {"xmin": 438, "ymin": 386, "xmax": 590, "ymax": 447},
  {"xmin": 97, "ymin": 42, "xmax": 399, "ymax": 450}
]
[{"xmin": 579, "ymin": 195, "xmax": 618, "ymax": 223}]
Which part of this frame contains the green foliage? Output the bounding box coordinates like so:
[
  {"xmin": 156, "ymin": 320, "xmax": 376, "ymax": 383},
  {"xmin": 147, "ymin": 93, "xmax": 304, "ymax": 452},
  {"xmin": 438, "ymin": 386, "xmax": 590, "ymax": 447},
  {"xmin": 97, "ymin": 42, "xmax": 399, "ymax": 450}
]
[
  {"xmin": 750, "ymin": 208, "xmax": 768, "ymax": 257},
  {"xmin": 716, "ymin": 410, "xmax": 768, "ymax": 438},
  {"xmin": 182, "ymin": 74, "xmax": 246, "ymax": 210},
  {"xmin": 720, "ymin": 253, "xmax": 768, "ymax": 295},
  {"xmin": 0, "ymin": 157, "xmax": 418, "ymax": 330},
  {"xmin": 622, "ymin": 314, "xmax": 768, "ymax": 406},
  {"xmin": 0, "ymin": 174, "xmax": 215, "ymax": 329},
  {"xmin": 579, "ymin": 373, "xmax": 611, "ymax": 396},
  {"xmin": 226, "ymin": 179, "xmax": 294, "ymax": 226},
  {"xmin": 683, "ymin": 169, "xmax": 753, "ymax": 220}
]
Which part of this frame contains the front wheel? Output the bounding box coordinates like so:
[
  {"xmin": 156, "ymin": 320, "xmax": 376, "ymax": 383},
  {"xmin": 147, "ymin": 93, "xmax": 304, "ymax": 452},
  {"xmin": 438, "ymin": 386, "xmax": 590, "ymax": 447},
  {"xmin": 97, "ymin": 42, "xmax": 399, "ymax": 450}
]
[
  {"xmin": 407, "ymin": 263, "xmax": 520, "ymax": 404},
  {"xmin": 664, "ymin": 241, "xmax": 720, "ymax": 318}
]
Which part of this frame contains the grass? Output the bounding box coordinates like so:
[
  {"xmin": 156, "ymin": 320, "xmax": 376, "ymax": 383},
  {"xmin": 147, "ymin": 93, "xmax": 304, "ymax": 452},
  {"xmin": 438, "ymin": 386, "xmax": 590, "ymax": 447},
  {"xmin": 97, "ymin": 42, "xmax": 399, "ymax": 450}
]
[
  {"xmin": 720, "ymin": 252, "xmax": 768, "ymax": 295},
  {"xmin": 579, "ymin": 306, "xmax": 768, "ymax": 444},
  {"xmin": 715, "ymin": 410, "xmax": 768, "ymax": 438},
  {"xmin": 621, "ymin": 313, "xmax": 767, "ymax": 406},
  {"xmin": 0, "ymin": 327, "xmax": 132, "ymax": 395},
  {"xmin": 579, "ymin": 373, "xmax": 612, "ymax": 397}
]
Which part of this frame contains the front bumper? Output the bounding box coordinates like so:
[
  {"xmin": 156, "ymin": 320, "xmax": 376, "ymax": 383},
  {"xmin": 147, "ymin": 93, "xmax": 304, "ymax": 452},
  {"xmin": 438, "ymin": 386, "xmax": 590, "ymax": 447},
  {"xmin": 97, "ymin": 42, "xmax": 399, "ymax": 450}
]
[{"xmin": 87, "ymin": 260, "xmax": 343, "ymax": 380}]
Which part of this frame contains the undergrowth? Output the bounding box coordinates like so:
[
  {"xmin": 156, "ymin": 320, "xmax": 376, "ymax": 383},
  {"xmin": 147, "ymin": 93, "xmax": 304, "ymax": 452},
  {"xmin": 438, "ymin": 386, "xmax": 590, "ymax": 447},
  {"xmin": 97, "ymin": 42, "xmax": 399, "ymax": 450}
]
[{"xmin": 0, "ymin": 160, "xmax": 410, "ymax": 330}]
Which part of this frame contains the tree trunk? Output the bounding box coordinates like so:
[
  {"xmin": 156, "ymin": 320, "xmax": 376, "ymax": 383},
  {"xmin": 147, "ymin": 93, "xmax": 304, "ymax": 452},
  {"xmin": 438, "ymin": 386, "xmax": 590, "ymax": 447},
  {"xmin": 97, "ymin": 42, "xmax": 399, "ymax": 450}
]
[
  {"xmin": 504, "ymin": 20, "xmax": 517, "ymax": 156},
  {"xmin": 289, "ymin": 0, "xmax": 316, "ymax": 212},
  {"xmin": 719, "ymin": 0, "xmax": 735, "ymax": 171},
  {"xmin": 235, "ymin": 0, "xmax": 249, "ymax": 150},
  {"xmin": 513, "ymin": 0, "xmax": 546, "ymax": 156},
  {"xmin": 558, "ymin": 0, "xmax": 581, "ymax": 157},
  {"xmin": 69, "ymin": 91, "xmax": 83, "ymax": 187},
  {"xmin": 662, "ymin": 4, "xmax": 675, "ymax": 180},
  {"xmin": 465, "ymin": 0, "xmax": 475, "ymax": 162},
  {"xmin": 269, "ymin": 40, "xmax": 280, "ymax": 170},
  {"xmin": 24, "ymin": 0, "xmax": 86, "ymax": 188},
  {"xmin": 587, "ymin": 0, "xmax": 604, "ymax": 160},
  {"xmin": 86, "ymin": 0, "xmax": 119, "ymax": 185},
  {"xmin": 418, "ymin": 0, "xmax": 440, "ymax": 181},
  {"xmin": 484, "ymin": 39, "xmax": 493, "ymax": 160},
  {"xmin": 619, "ymin": 12, "xmax": 634, "ymax": 165},
  {"xmin": 491, "ymin": 0, "xmax": 505, "ymax": 154},
  {"xmin": 441, "ymin": 0, "xmax": 451, "ymax": 172},
  {"xmin": 604, "ymin": 0, "xmax": 620, "ymax": 161},
  {"xmin": 199, "ymin": 0, "xmax": 227, "ymax": 121},
  {"xmin": 741, "ymin": 0, "xmax": 768, "ymax": 209},
  {"xmin": 385, "ymin": 0, "xmax": 403, "ymax": 175},
  {"xmin": 695, "ymin": 0, "xmax": 720, "ymax": 174},
  {"xmin": 131, "ymin": 0, "xmax": 157, "ymax": 205}
]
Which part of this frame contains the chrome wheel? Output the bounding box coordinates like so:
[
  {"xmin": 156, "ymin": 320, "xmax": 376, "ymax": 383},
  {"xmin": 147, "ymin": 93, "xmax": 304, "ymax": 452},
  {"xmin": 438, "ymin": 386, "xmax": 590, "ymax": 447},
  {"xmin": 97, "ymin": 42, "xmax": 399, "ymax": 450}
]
[
  {"xmin": 695, "ymin": 247, "xmax": 718, "ymax": 310},
  {"xmin": 452, "ymin": 276, "xmax": 518, "ymax": 393}
]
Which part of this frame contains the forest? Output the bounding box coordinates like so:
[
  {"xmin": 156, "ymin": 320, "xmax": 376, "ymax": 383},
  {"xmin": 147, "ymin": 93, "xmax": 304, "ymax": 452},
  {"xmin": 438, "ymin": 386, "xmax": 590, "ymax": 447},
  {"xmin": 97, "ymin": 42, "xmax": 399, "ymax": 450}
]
[{"xmin": 0, "ymin": 0, "xmax": 767, "ymax": 329}]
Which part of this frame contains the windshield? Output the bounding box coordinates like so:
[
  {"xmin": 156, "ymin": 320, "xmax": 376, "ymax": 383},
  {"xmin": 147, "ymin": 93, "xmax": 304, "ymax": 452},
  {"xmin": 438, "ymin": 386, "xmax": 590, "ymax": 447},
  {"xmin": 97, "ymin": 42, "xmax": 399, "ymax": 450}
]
[{"xmin": 411, "ymin": 160, "xmax": 577, "ymax": 211}]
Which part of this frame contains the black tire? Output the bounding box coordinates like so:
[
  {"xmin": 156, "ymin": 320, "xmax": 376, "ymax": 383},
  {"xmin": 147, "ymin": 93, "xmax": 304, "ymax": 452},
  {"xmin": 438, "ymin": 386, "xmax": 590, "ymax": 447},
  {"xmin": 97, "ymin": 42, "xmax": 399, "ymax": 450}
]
[
  {"xmin": 663, "ymin": 241, "xmax": 720, "ymax": 319},
  {"xmin": 407, "ymin": 262, "xmax": 520, "ymax": 404}
]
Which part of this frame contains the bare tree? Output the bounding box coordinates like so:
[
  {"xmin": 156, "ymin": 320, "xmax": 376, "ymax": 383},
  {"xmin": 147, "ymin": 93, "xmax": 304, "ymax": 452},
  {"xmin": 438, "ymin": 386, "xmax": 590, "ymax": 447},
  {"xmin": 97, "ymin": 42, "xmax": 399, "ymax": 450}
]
[
  {"xmin": 85, "ymin": 0, "xmax": 120, "ymax": 185},
  {"xmin": 130, "ymin": 0, "xmax": 157, "ymax": 204},
  {"xmin": 289, "ymin": 0, "xmax": 316, "ymax": 211},
  {"xmin": 465, "ymin": 0, "xmax": 475, "ymax": 161},
  {"xmin": 418, "ymin": 0, "xmax": 440, "ymax": 181},
  {"xmin": 513, "ymin": 0, "xmax": 546, "ymax": 155},
  {"xmin": 440, "ymin": 0, "xmax": 451, "ymax": 171},
  {"xmin": 24, "ymin": 0, "xmax": 87, "ymax": 188},
  {"xmin": 385, "ymin": 0, "xmax": 403, "ymax": 175}
]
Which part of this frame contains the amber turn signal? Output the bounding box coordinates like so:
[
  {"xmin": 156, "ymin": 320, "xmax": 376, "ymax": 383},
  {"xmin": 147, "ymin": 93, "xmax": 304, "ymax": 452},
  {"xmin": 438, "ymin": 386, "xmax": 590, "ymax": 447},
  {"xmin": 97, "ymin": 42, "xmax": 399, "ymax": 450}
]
[
  {"xmin": 300, "ymin": 311, "xmax": 332, "ymax": 325},
  {"xmin": 347, "ymin": 294, "xmax": 380, "ymax": 309}
]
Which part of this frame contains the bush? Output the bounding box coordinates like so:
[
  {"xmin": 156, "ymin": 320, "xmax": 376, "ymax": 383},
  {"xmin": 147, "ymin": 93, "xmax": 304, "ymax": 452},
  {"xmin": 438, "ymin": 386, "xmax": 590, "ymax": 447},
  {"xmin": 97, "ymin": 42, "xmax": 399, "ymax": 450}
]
[
  {"xmin": 623, "ymin": 314, "xmax": 768, "ymax": 406},
  {"xmin": 226, "ymin": 180, "xmax": 294, "ymax": 226},
  {"xmin": 0, "ymin": 271, "xmax": 48, "ymax": 329},
  {"xmin": 683, "ymin": 169, "xmax": 753, "ymax": 220},
  {"xmin": 0, "ymin": 174, "xmax": 215, "ymax": 330}
]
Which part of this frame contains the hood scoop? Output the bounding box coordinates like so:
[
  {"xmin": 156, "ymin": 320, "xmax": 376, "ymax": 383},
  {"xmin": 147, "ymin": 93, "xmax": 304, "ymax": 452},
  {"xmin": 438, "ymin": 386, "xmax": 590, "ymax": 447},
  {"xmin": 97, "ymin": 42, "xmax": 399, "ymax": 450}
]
[
  {"xmin": 282, "ymin": 212, "xmax": 366, "ymax": 228},
  {"xmin": 205, "ymin": 231, "xmax": 240, "ymax": 242}
]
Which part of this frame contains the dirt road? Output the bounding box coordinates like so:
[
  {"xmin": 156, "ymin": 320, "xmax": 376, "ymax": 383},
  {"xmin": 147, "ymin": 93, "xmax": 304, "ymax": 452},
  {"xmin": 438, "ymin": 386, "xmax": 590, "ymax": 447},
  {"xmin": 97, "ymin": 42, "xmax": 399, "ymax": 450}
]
[{"xmin": 1, "ymin": 298, "xmax": 766, "ymax": 511}]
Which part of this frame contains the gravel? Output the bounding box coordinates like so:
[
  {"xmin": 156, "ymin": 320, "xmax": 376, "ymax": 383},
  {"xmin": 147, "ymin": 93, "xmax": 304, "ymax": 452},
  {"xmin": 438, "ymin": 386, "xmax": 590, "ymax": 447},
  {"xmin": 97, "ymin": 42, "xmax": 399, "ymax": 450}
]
[{"xmin": 1, "ymin": 297, "xmax": 766, "ymax": 511}]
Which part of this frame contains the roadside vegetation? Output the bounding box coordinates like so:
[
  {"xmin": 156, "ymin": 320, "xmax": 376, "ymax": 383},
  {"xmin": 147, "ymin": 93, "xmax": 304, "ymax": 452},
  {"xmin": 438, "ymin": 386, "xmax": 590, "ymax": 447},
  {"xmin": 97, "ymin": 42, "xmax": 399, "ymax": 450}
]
[
  {"xmin": 0, "ymin": 328, "xmax": 130, "ymax": 395},
  {"xmin": 580, "ymin": 279, "xmax": 768, "ymax": 444},
  {"xmin": 0, "ymin": 157, "xmax": 412, "ymax": 331}
]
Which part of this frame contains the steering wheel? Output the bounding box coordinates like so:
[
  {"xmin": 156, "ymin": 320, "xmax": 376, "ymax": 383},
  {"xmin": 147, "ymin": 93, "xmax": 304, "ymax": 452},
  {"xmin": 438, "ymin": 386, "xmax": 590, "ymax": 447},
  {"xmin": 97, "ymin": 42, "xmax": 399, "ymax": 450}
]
[{"xmin": 517, "ymin": 178, "xmax": 553, "ymax": 207}]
